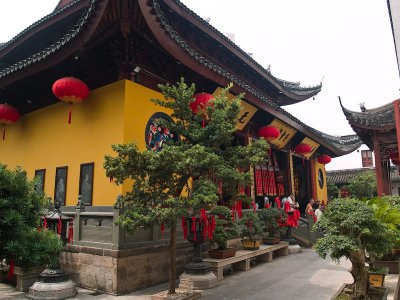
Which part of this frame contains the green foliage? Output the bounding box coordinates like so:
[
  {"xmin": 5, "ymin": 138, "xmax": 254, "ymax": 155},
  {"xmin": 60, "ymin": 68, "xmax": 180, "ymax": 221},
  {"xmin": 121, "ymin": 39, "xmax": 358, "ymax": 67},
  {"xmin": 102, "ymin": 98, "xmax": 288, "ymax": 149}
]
[
  {"xmin": 347, "ymin": 171, "xmax": 377, "ymax": 199},
  {"xmin": 104, "ymin": 79, "xmax": 269, "ymax": 231},
  {"xmin": 0, "ymin": 164, "xmax": 49, "ymax": 262},
  {"xmin": 363, "ymin": 197, "xmax": 400, "ymax": 230},
  {"xmin": 258, "ymin": 207, "xmax": 287, "ymax": 237},
  {"xmin": 314, "ymin": 198, "xmax": 392, "ymax": 263},
  {"xmin": 238, "ymin": 211, "xmax": 263, "ymax": 240},
  {"xmin": 380, "ymin": 195, "xmax": 400, "ymax": 207},
  {"xmin": 327, "ymin": 182, "xmax": 340, "ymax": 199},
  {"xmin": 5, "ymin": 228, "xmax": 63, "ymax": 269},
  {"xmin": 207, "ymin": 206, "xmax": 238, "ymax": 250}
]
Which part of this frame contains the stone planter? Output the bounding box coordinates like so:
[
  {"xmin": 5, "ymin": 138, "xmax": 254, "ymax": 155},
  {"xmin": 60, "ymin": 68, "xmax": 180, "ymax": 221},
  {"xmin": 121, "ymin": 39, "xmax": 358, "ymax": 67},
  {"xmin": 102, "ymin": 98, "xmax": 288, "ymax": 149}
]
[
  {"xmin": 208, "ymin": 248, "xmax": 236, "ymax": 259},
  {"xmin": 368, "ymin": 268, "xmax": 388, "ymax": 287},
  {"xmin": 330, "ymin": 283, "xmax": 389, "ymax": 300},
  {"xmin": 14, "ymin": 266, "xmax": 46, "ymax": 292},
  {"xmin": 262, "ymin": 236, "xmax": 281, "ymax": 245},
  {"xmin": 242, "ymin": 239, "xmax": 261, "ymax": 250},
  {"xmin": 375, "ymin": 260, "xmax": 400, "ymax": 274}
]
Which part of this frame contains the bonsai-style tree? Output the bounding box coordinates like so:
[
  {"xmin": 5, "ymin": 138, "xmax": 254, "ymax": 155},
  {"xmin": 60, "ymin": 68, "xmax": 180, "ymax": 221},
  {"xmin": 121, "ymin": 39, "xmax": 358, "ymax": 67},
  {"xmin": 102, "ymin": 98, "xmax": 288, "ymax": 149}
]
[
  {"xmin": 0, "ymin": 164, "xmax": 50, "ymax": 264},
  {"xmin": 314, "ymin": 198, "xmax": 392, "ymax": 299},
  {"xmin": 104, "ymin": 79, "xmax": 268, "ymax": 295},
  {"xmin": 347, "ymin": 171, "xmax": 377, "ymax": 199},
  {"xmin": 207, "ymin": 206, "xmax": 238, "ymax": 250},
  {"xmin": 238, "ymin": 211, "xmax": 262, "ymax": 241},
  {"xmin": 258, "ymin": 207, "xmax": 287, "ymax": 238},
  {"xmin": 327, "ymin": 181, "xmax": 339, "ymax": 200}
]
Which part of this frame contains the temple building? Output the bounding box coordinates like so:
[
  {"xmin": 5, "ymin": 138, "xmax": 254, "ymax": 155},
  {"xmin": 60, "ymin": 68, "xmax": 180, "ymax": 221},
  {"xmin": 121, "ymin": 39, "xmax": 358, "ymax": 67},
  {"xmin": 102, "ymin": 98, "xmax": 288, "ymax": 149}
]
[
  {"xmin": 340, "ymin": 98, "xmax": 400, "ymax": 196},
  {"xmin": 0, "ymin": 0, "xmax": 361, "ymax": 294}
]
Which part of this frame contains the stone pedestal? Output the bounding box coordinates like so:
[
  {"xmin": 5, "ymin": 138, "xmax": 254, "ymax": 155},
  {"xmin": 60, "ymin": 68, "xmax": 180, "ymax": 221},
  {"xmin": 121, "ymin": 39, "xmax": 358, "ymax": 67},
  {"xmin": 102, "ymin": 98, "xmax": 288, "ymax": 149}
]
[
  {"xmin": 288, "ymin": 244, "xmax": 302, "ymax": 254},
  {"xmin": 27, "ymin": 263, "xmax": 77, "ymax": 299},
  {"xmin": 178, "ymin": 271, "xmax": 218, "ymax": 290},
  {"xmin": 14, "ymin": 266, "xmax": 45, "ymax": 292}
]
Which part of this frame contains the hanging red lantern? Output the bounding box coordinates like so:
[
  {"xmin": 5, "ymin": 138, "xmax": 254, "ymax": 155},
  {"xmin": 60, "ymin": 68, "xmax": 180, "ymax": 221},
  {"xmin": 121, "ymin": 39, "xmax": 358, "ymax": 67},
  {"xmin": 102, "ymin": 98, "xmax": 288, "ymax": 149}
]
[
  {"xmin": 52, "ymin": 77, "xmax": 89, "ymax": 123},
  {"xmin": 190, "ymin": 93, "xmax": 214, "ymax": 114},
  {"xmin": 258, "ymin": 125, "xmax": 279, "ymax": 156},
  {"xmin": 294, "ymin": 143, "xmax": 311, "ymax": 165},
  {"xmin": 0, "ymin": 104, "xmax": 20, "ymax": 140},
  {"xmin": 257, "ymin": 125, "xmax": 280, "ymax": 142},
  {"xmin": 294, "ymin": 143, "xmax": 312, "ymax": 155},
  {"xmin": 317, "ymin": 154, "xmax": 331, "ymax": 165}
]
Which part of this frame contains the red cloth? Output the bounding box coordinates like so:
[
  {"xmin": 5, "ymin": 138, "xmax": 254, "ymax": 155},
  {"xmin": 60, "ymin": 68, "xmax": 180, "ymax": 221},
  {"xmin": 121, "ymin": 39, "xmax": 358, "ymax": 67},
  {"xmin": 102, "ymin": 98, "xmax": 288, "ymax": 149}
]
[
  {"xmin": 67, "ymin": 218, "xmax": 74, "ymax": 244},
  {"xmin": 275, "ymin": 197, "xmax": 281, "ymax": 209},
  {"xmin": 58, "ymin": 217, "xmax": 62, "ymax": 236},
  {"xmin": 192, "ymin": 216, "xmax": 196, "ymax": 242},
  {"xmin": 181, "ymin": 217, "xmax": 187, "ymax": 239},
  {"xmin": 255, "ymin": 168, "xmax": 263, "ymax": 196},
  {"xmin": 8, "ymin": 255, "xmax": 14, "ymax": 280}
]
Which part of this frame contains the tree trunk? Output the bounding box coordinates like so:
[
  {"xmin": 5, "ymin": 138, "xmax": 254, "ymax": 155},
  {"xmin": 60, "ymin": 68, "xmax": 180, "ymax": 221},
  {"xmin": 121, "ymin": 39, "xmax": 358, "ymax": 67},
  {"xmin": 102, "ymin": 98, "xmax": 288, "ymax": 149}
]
[
  {"xmin": 168, "ymin": 221, "xmax": 177, "ymax": 295},
  {"xmin": 349, "ymin": 249, "xmax": 368, "ymax": 299}
]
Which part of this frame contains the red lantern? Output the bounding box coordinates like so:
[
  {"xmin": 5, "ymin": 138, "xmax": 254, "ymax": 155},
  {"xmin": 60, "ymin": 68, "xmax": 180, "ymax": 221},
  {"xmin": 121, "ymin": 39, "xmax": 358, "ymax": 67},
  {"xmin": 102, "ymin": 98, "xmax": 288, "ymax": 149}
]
[
  {"xmin": 258, "ymin": 125, "xmax": 280, "ymax": 142},
  {"xmin": 294, "ymin": 143, "xmax": 312, "ymax": 155},
  {"xmin": 190, "ymin": 93, "xmax": 214, "ymax": 115},
  {"xmin": 317, "ymin": 154, "xmax": 331, "ymax": 165},
  {"xmin": 0, "ymin": 104, "xmax": 20, "ymax": 140},
  {"xmin": 52, "ymin": 77, "xmax": 89, "ymax": 123}
]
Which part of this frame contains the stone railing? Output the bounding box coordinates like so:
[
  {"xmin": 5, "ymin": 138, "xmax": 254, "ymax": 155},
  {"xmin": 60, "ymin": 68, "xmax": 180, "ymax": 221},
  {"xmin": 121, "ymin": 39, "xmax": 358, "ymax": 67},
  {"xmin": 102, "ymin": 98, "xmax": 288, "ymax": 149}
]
[{"xmin": 61, "ymin": 199, "xmax": 185, "ymax": 250}]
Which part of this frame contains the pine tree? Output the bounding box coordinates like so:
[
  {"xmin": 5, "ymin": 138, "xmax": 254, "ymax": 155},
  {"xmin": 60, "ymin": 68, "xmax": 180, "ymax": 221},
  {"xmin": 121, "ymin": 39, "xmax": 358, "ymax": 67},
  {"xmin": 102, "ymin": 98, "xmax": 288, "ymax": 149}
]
[{"xmin": 104, "ymin": 79, "xmax": 268, "ymax": 294}]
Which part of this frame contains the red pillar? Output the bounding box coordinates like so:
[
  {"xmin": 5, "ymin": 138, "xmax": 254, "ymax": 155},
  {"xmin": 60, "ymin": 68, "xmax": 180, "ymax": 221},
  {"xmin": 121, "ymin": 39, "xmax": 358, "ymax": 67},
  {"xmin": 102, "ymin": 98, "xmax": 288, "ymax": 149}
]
[
  {"xmin": 373, "ymin": 139, "xmax": 391, "ymax": 196},
  {"xmin": 394, "ymin": 100, "xmax": 400, "ymax": 161}
]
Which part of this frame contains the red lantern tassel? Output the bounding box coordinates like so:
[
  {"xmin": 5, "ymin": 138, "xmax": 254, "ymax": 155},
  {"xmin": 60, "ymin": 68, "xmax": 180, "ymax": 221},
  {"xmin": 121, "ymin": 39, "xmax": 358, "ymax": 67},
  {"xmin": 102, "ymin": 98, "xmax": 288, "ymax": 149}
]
[
  {"xmin": 110, "ymin": 176, "xmax": 114, "ymax": 183},
  {"xmin": 67, "ymin": 219, "xmax": 74, "ymax": 244},
  {"xmin": 252, "ymin": 201, "xmax": 256, "ymax": 213},
  {"xmin": 58, "ymin": 217, "xmax": 62, "ymax": 236},
  {"xmin": 182, "ymin": 217, "xmax": 187, "ymax": 239},
  {"xmin": 238, "ymin": 201, "xmax": 243, "ymax": 219},
  {"xmin": 192, "ymin": 216, "xmax": 196, "ymax": 242},
  {"xmin": 44, "ymin": 217, "xmax": 47, "ymax": 229},
  {"xmin": 2, "ymin": 126, "xmax": 5, "ymax": 140},
  {"xmin": 161, "ymin": 223, "xmax": 165, "ymax": 238},
  {"xmin": 68, "ymin": 108, "xmax": 71, "ymax": 124},
  {"xmin": 8, "ymin": 255, "xmax": 14, "ymax": 280},
  {"xmin": 302, "ymin": 158, "xmax": 305, "ymax": 166}
]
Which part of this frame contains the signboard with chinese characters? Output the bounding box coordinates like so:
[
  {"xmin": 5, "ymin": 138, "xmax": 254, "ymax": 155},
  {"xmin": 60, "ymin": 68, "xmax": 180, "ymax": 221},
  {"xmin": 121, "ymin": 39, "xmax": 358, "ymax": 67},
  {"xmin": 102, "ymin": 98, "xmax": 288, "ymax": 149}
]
[
  {"xmin": 269, "ymin": 118, "xmax": 297, "ymax": 149},
  {"xmin": 300, "ymin": 137, "xmax": 319, "ymax": 158},
  {"xmin": 213, "ymin": 87, "xmax": 257, "ymax": 130}
]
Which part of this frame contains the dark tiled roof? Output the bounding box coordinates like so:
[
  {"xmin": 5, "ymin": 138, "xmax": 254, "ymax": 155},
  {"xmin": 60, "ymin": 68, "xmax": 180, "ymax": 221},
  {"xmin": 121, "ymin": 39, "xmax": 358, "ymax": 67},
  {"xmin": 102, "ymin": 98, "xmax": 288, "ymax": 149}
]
[
  {"xmin": 153, "ymin": 0, "xmax": 362, "ymax": 155},
  {"xmin": 327, "ymin": 166, "xmax": 400, "ymax": 184},
  {"xmin": 0, "ymin": 0, "xmax": 82, "ymax": 54},
  {"xmin": 340, "ymin": 98, "xmax": 395, "ymax": 128},
  {"xmin": 172, "ymin": 0, "xmax": 322, "ymax": 100},
  {"xmin": 0, "ymin": 0, "xmax": 361, "ymax": 156}
]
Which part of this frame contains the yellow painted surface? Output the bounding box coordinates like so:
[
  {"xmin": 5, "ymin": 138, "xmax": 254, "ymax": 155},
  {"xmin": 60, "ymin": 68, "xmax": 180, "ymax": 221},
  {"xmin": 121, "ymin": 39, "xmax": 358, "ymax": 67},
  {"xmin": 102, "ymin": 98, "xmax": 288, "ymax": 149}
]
[
  {"xmin": 314, "ymin": 159, "xmax": 328, "ymax": 202},
  {"xmin": 300, "ymin": 137, "xmax": 320, "ymax": 158},
  {"xmin": 269, "ymin": 119, "xmax": 297, "ymax": 149},
  {"xmin": 0, "ymin": 81, "xmax": 129, "ymax": 206},
  {"xmin": 122, "ymin": 81, "xmax": 173, "ymax": 195},
  {"xmin": 212, "ymin": 87, "xmax": 258, "ymax": 130}
]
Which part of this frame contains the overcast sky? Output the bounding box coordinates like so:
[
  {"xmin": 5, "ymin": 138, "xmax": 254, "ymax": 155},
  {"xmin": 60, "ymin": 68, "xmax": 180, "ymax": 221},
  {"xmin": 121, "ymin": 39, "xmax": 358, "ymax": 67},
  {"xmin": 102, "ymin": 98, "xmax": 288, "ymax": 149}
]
[{"xmin": 1, "ymin": 0, "xmax": 400, "ymax": 170}]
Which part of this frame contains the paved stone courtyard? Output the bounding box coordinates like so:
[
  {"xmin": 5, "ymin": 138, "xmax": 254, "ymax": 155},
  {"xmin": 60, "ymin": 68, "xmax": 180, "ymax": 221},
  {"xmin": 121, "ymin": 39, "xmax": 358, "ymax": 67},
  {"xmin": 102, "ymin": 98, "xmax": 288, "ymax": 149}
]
[{"xmin": 0, "ymin": 248, "xmax": 398, "ymax": 300}]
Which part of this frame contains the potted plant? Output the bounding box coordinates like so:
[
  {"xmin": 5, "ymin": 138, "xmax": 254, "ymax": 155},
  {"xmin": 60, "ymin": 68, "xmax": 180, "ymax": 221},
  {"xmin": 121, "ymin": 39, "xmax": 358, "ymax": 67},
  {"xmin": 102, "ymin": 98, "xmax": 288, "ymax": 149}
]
[
  {"xmin": 238, "ymin": 210, "xmax": 262, "ymax": 250},
  {"xmin": 207, "ymin": 206, "xmax": 238, "ymax": 259},
  {"xmin": 5, "ymin": 228, "xmax": 63, "ymax": 291},
  {"xmin": 258, "ymin": 207, "xmax": 287, "ymax": 245}
]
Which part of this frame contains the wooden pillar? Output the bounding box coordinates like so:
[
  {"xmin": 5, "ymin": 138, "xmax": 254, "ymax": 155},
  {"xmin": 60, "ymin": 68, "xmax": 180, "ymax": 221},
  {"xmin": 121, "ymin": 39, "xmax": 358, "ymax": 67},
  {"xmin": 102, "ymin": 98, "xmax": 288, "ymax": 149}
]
[
  {"xmin": 310, "ymin": 158, "xmax": 316, "ymax": 201},
  {"xmin": 373, "ymin": 139, "xmax": 391, "ymax": 196},
  {"xmin": 394, "ymin": 100, "xmax": 400, "ymax": 161}
]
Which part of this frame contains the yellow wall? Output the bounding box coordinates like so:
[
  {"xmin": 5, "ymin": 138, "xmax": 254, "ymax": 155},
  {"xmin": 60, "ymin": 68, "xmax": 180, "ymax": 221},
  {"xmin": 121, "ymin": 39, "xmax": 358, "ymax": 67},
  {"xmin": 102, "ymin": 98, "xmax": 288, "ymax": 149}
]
[
  {"xmin": 122, "ymin": 81, "xmax": 172, "ymax": 194},
  {"xmin": 314, "ymin": 159, "xmax": 328, "ymax": 203},
  {"xmin": 0, "ymin": 80, "xmax": 126, "ymax": 206}
]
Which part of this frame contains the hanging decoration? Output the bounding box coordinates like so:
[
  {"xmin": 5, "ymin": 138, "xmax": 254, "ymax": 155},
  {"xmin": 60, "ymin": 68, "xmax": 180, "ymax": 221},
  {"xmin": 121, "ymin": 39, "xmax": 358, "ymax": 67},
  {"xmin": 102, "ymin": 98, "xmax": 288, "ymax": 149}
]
[
  {"xmin": 258, "ymin": 125, "xmax": 280, "ymax": 155},
  {"xmin": 0, "ymin": 104, "xmax": 20, "ymax": 140},
  {"xmin": 317, "ymin": 154, "xmax": 332, "ymax": 165},
  {"xmin": 389, "ymin": 152, "xmax": 400, "ymax": 161},
  {"xmin": 52, "ymin": 77, "xmax": 89, "ymax": 124},
  {"xmin": 294, "ymin": 143, "xmax": 311, "ymax": 165},
  {"xmin": 190, "ymin": 92, "xmax": 214, "ymax": 127}
]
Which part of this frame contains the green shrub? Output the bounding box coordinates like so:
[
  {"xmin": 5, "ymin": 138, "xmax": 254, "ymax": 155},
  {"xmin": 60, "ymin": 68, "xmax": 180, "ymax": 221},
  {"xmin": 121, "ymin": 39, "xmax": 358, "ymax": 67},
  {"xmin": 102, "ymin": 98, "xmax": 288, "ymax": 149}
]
[
  {"xmin": 207, "ymin": 206, "xmax": 238, "ymax": 250},
  {"xmin": 258, "ymin": 207, "xmax": 287, "ymax": 238},
  {"xmin": 5, "ymin": 228, "xmax": 63, "ymax": 269},
  {"xmin": 238, "ymin": 210, "xmax": 262, "ymax": 240}
]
